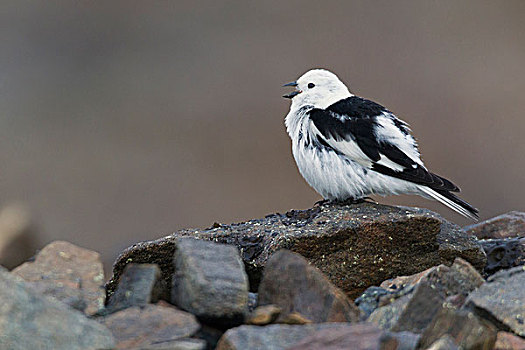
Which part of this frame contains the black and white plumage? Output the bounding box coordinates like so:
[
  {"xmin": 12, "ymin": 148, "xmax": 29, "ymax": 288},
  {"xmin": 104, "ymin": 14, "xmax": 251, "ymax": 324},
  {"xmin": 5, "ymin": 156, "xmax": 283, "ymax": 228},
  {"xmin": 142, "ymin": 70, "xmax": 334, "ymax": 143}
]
[{"xmin": 283, "ymin": 69, "xmax": 478, "ymax": 220}]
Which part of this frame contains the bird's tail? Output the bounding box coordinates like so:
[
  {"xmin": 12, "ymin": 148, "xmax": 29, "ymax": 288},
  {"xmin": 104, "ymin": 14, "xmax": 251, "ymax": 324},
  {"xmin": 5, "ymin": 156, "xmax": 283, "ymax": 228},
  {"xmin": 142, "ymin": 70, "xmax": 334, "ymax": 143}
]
[{"xmin": 419, "ymin": 186, "xmax": 479, "ymax": 221}]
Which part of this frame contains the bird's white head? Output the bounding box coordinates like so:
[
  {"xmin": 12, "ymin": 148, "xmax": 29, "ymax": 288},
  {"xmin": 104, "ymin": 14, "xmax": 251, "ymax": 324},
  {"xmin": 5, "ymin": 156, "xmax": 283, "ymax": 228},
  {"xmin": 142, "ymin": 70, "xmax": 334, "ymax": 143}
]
[{"xmin": 283, "ymin": 69, "xmax": 352, "ymax": 110}]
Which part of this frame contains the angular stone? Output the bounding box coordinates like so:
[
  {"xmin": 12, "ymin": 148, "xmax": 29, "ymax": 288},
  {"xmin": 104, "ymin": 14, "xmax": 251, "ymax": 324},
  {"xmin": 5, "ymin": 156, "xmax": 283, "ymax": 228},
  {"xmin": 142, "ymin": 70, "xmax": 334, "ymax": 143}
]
[
  {"xmin": 419, "ymin": 305, "xmax": 498, "ymax": 349},
  {"xmin": 0, "ymin": 267, "xmax": 115, "ymax": 350},
  {"xmin": 494, "ymin": 331, "xmax": 525, "ymax": 350},
  {"xmin": 258, "ymin": 250, "xmax": 359, "ymax": 323},
  {"xmin": 466, "ymin": 266, "xmax": 525, "ymax": 336},
  {"xmin": 287, "ymin": 323, "xmax": 392, "ymax": 350},
  {"xmin": 216, "ymin": 323, "xmax": 373, "ymax": 350},
  {"xmin": 481, "ymin": 237, "xmax": 525, "ymax": 276},
  {"xmin": 464, "ymin": 211, "xmax": 525, "ymax": 239},
  {"xmin": 380, "ymin": 258, "xmax": 484, "ymax": 298},
  {"xmin": 107, "ymin": 203, "xmax": 486, "ymax": 300},
  {"xmin": 246, "ymin": 305, "xmax": 281, "ymax": 325},
  {"xmin": 102, "ymin": 301, "xmax": 200, "ymax": 349},
  {"xmin": 107, "ymin": 263, "xmax": 163, "ymax": 313},
  {"xmin": 171, "ymin": 237, "xmax": 249, "ymax": 327},
  {"xmin": 368, "ymin": 281, "xmax": 444, "ymax": 333},
  {"xmin": 425, "ymin": 335, "xmax": 459, "ymax": 350},
  {"xmin": 13, "ymin": 240, "xmax": 105, "ymax": 315}
]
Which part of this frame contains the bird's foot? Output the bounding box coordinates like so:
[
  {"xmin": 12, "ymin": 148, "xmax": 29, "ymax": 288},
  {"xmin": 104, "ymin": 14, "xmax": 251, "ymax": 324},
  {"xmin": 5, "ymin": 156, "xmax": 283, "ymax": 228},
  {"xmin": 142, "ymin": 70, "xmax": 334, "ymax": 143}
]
[
  {"xmin": 314, "ymin": 199, "xmax": 330, "ymax": 207},
  {"xmin": 334, "ymin": 197, "xmax": 378, "ymax": 205}
]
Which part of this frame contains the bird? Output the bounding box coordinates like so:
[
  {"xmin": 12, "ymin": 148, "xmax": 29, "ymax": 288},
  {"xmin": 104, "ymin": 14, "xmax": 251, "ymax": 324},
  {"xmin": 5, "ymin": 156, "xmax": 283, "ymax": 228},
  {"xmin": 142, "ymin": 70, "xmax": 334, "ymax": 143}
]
[{"xmin": 282, "ymin": 68, "xmax": 478, "ymax": 220}]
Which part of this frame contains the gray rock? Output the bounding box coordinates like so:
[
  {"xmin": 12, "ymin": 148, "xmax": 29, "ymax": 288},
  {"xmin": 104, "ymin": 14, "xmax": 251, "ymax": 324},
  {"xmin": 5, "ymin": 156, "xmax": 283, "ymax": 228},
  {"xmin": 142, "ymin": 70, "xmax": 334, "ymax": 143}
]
[
  {"xmin": 215, "ymin": 323, "xmax": 363, "ymax": 350},
  {"xmin": 481, "ymin": 237, "xmax": 525, "ymax": 276},
  {"xmin": 418, "ymin": 305, "xmax": 497, "ymax": 349},
  {"xmin": 247, "ymin": 292, "xmax": 258, "ymax": 312},
  {"xmin": 464, "ymin": 211, "xmax": 525, "ymax": 239},
  {"xmin": 286, "ymin": 323, "xmax": 393, "ymax": 350},
  {"xmin": 132, "ymin": 338, "xmax": 207, "ymax": 350},
  {"xmin": 107, "ymin": 202, "xmax": 486, "ymax": 300},
  {"xmin": 466, "ymin": 266, "xmax": 525, "ymax": 336},
  {"xmin": 258, "ymin": 250, "xmax": 359, "ymax": 323},
  {"xmin": 171, "ymin": 237, "xmax": 249, "ymax": 327},
  {"xmin": 107, "ymin": 263, "xmax": 163, "ymax": 313},
  {"xmin": 12, "ymin": 240, "xmax": 106, "ymax": 315},
  {"xmin": 368, "ymin": 281, "xmax": 444, "ymax": 333},
  {"xmin": 101, "ymin": 301, "xmax": 200, "ymax": 349},
  {"xmin": 0, "ymin": 267, "xmax": 115, "ymax": 350},
  {"xmin": 367, "ymin": 258, "xmax": 485, "ymax": 327}
]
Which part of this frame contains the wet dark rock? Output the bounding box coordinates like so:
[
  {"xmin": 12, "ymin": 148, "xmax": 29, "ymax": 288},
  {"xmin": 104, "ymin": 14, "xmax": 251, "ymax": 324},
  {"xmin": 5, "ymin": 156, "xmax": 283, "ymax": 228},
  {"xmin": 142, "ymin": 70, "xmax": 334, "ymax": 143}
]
[
  {"xmin": 494, "ymin": 331, "xmax": 525, "ymax": 350},
  {"xmin": 12, "ymin": 240, "xmax": 105, "ymax": 315},
  {"xmin": 0, "ymin": 267, "xmax": 115, "ymax": 350},
  {"xmin": 355, "ymin": 286, "xmax": 396, "ymax": 318},
  {"xmin": 481, "ymin": 237, "xmax": 525, "ymax": 276},
  {"xmin": 107, "ymin": 202, "xmax": 486, "ymax": 300},
  {"xmin": 418, "ymin": 305, "xmax": 497, "ymax": 350},
  {"xmin": 466, "ymin": 266, "xmax": 525, "ymax": 337},
  {"xmin": 246, "ymin": 305, "xmax": 281, "ymax": 325},
  {"xmin": 101, "ymin": 301, "xmax": 200, "ymax": 349},
  {"xmin": 258, "ymin": 249, "xmax": 359, "ymax": 323},
  {"xmin": 216, "ymin": 323, "xmax": 367, "ymax": 350},
  {"xmin": 287, "ymin": 323, "xmax": 396, "ymax": 350},
  {"xmin": 171, "ymin": 237, "xmax": 249, "ymax": 327},
  {"xmin": 106, "ymin": 263, "xmax": 163, "ymax": 313},
  {"xmin": 464, "ymin": 211, "xmax": 525, "ymax": 239}
]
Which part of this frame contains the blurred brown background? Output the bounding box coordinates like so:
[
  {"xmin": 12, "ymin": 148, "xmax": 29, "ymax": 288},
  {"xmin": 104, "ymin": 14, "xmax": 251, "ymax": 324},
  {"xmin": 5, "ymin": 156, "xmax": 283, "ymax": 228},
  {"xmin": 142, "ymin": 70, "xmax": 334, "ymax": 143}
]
[{"xmin": 0, "ymin": 1, "xmax": 524, "ymax": 272}]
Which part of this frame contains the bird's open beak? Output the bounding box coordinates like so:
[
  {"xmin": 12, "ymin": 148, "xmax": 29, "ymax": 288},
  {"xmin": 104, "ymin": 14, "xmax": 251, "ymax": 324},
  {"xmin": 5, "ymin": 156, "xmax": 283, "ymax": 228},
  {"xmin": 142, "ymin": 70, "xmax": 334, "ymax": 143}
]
[{"xmin": 283, "ymin": 81, "xmax": 301, "ymax": 99}]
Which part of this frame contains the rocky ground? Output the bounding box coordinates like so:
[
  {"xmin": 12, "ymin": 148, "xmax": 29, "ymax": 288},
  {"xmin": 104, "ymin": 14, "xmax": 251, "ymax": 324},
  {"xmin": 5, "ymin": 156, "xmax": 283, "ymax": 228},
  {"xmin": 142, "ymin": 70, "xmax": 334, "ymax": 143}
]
[{"xmin": 0, "ymin": 202, "xmax": 524, "ymax": 350}]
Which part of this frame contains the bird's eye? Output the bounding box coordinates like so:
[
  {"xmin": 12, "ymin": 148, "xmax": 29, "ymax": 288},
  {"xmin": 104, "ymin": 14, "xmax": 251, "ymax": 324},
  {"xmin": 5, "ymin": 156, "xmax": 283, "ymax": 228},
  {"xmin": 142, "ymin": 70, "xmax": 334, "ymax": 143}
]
[{"xmin": 308, "ymin": 83, "xmax": 315, "ymax": 89}]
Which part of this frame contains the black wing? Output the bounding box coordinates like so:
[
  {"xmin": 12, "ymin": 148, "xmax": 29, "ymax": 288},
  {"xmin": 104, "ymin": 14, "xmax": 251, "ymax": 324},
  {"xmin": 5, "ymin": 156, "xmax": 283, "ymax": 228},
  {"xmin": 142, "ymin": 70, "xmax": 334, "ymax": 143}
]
[{"xmin": 309, "ymin": 96, "xmax": 459, "ymax": 192}]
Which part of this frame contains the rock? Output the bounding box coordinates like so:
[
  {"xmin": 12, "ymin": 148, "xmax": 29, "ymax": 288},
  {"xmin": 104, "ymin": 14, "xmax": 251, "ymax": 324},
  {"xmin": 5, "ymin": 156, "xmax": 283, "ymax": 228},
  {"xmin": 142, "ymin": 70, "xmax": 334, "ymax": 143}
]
[
  {"xmin": 355, "ymin": 286, "xmax": 396, "ymax": 318},
  {"xmin": 481, "ymin": 237, "xmax": 525, "ymax": 276},
  {"xmin": 0, "ymin": 267, "xmax": 115, "ymax": 350},
  {"xmin": 12, "ymin": 240, "xmax": 105, "ymax": 315},
  {"xmin": 464, "ymin": 211, "xmax": 525, "ymax": 239},
  {"xmin": 106, "ymin": 263, "xmax": 163, "ymax": 313},
  {"xmin": 466, "ymin": 266, "xmax": 525, "ymax": 336},
  {"xmin": 193, "ymin": 324, "xmax": 224, "ymax": 350},
  {"xmin": 278, "ymin": 312, "xmax": 313, "ymax": 325},
  {"xmin": 380, "ymin": 258, "xmax": 484, "ymax": 298},
  {"xmin": 286, "ymin": 323, "xmax": 394, "ymax": 350},
  {"xmin": 133, "ymin": 338, "xmax": 207, "ymax": 350},
  {"xmin": 258, "ymin": 250, "xmax": 358, "ymax": 323},
  {"xmin": 424, "ymin": 335, "xmax": 459, "ymax": 350},
  {"xmin": 247, "ymin": 292, "xmax": 258, "ymax": 312},
  {"xmin": 101, "ymin": 301, "xmax": 200, "ymax": 349},
  {"xmin": 246, "ymin": 305, "xmax": 281, "ymax": 325},
  {"xmin": 418, "ymin": 305, "xmax": 498, "ymax": 350},
  {"xmin": 383, "ymin": 331, "xmax": 420, "ymax": 350},
  {"xmin": 107, "ymin": 203, "xmax": 486, "ymax": 300},
  {"xmin": 368, "ymin": 281, "xmax": 444, "ymax": 333},
  {"xmin": 171, "ymin": 237, "xmax": 249, "ymax": 327},
  {"xmin": 367, "ymin": 258, "xmax": 485, "ymax": 326},
  {"xmin": 494, "ymin": 331, "xmax": 525, "ymax": 350},
  {"xmin": 0, "ymin": 203, "xmax": 38, "ymax": 269},
  {"xmin": 216, "ymin": 323, "xmax": 372, "ymax": 350}
]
